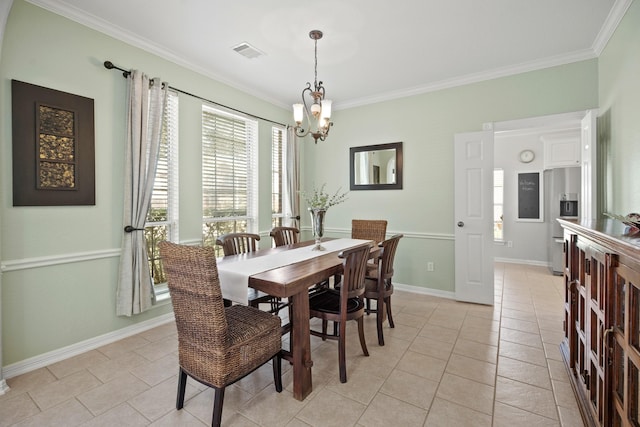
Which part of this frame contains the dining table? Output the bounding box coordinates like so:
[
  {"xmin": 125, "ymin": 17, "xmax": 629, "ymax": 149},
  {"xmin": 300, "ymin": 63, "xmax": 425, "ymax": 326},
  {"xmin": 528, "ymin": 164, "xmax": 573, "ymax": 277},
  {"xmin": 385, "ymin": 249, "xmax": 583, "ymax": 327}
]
[{"xmin": 216, "ymin": 238, "xmax": 375, "ymax": 401}]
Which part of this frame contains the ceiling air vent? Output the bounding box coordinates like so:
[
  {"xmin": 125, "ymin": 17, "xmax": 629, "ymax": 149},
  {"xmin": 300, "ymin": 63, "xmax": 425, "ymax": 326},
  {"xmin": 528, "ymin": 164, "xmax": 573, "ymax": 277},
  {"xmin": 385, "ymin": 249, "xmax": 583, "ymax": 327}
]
[{"xmin": 232, "ymin": 42, "xmax": 264, "ymax": 59}]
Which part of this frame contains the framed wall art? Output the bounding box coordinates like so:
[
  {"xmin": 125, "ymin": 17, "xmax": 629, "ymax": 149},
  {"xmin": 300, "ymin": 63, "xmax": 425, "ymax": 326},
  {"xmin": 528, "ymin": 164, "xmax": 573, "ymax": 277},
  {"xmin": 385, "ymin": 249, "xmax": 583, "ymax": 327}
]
[{"xmin": 12, "ymin": 80, "xmax": 95, "ymax": 206}]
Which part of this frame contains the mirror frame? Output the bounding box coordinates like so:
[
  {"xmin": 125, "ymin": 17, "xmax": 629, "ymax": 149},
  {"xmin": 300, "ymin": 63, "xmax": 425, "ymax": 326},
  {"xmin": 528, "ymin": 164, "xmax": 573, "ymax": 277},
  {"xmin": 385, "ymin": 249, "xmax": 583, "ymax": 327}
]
[{"xmin": 349, "ymin": 142, "xmax": 403, "ymax": 190}]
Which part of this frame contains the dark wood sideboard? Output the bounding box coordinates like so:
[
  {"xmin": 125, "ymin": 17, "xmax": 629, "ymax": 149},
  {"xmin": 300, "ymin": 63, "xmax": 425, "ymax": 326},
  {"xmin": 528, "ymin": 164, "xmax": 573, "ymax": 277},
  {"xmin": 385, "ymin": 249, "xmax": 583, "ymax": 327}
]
[{"xmin": 559, "ymin": 218, "xmax": 640, "ymax": 427}]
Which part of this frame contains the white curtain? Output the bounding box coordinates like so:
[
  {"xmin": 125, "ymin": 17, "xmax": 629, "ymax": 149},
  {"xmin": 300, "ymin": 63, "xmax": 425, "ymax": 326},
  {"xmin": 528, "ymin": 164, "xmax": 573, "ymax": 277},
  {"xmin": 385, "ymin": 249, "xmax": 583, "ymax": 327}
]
[
  {"xmin": 285, "ymin": 127, "xmax": 300, "ymax": 228},
  {"xmin": 116, "ymin": 70, "xmax": 168, "ymax": 316}
]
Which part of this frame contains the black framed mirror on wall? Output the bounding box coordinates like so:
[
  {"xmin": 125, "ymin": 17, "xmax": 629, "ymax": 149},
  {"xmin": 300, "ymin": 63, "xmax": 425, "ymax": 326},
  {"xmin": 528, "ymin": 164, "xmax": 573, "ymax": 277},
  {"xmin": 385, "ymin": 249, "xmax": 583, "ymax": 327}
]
[{"xmin": 349, "ymin": 142, "xmax": 403, "ymax": 190}]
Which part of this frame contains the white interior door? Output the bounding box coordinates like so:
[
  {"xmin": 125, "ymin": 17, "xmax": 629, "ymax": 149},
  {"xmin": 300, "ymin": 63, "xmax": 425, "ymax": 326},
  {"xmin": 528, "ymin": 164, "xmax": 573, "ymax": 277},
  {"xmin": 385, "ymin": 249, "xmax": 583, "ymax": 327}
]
[{"xmin": 454, "ymin": 131, "xmax": 494, "ymax": 305}]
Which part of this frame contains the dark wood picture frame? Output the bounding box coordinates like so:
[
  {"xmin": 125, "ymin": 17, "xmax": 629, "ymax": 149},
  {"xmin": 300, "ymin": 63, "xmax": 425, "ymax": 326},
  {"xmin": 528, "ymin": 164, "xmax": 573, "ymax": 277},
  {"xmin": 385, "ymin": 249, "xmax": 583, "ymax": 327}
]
[
  {"xmin": 349, "ymin": 142, "xmax": 403, "ymax": 190},
  {"xmin": 12, "ymin": 80, "xmax": 95, "ymax": 206}
]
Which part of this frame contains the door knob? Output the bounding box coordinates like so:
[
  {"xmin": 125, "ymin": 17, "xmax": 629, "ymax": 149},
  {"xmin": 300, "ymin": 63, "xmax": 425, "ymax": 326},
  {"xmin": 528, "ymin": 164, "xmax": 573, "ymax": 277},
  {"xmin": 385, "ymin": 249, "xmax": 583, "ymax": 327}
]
[{"xmin": 457, "ymin": 221, "xmax": 464, "ymax": 227}]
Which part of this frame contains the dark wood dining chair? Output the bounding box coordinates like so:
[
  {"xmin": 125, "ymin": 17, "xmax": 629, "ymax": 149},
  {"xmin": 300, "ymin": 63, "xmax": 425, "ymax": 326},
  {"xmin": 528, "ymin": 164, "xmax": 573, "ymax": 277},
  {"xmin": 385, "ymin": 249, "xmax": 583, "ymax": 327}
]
[
  {"xmin": 330, "ymin": 219, "xmax": 388, "ymax": 287},
  {"xmin": 215, "ymin": 232, "xmax": 286, "ymax": 314},
  {"xmin": 215, "ymin": 232, "xmax": 261, "ymax": 256},
  {"xmin": 308, "ymin": 243, "xmax": 371, "ymax": 383},
  {"xmin": 364, "ymin": 234, "xmax": 403, "ymax": 346},
  {"xmin": 270, "ymin": 226, "xmax": 300, "ymax": 247},
  {"xmin": 159, "ymin": 241, "xmax": 282, "ymax": 427}
]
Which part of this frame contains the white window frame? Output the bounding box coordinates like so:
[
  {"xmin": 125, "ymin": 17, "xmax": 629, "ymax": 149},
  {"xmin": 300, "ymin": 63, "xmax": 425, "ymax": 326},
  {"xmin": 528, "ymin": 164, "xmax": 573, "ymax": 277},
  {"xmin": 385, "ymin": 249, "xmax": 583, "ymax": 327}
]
[
  {"xmin": 494, "ymin": 168, "xmax": 504, "ymax": 241},
  {"xmin": 201, "ymin": 104, "xmax": 258, "ymax": 254},
  {"xmin": 271, "ymin": 125, "xmax": 288, "ymax": 229}
]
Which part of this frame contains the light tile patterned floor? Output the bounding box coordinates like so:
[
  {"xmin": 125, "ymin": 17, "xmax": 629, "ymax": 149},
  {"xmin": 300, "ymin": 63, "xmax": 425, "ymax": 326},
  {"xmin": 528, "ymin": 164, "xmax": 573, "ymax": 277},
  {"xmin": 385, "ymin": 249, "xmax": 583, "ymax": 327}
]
[{"xmin": 0, "ymin": 263, "xmax": 585, "ymax": 426}]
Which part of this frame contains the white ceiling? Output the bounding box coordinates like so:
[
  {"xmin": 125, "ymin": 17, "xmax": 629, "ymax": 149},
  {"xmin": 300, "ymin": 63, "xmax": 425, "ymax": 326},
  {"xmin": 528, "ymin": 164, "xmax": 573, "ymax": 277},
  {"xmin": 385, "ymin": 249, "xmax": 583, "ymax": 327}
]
[{"xmin": 27, "ymin": 0, "xmax": 629, "ymax": 110}]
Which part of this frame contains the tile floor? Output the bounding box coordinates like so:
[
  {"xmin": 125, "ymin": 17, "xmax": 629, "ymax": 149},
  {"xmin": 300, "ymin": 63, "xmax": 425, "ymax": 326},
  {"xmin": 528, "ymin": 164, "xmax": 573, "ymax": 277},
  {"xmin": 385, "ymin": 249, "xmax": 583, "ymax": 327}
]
[{"xmin": 0, "ymin": 262, "xmax": 585, "ymax": 426}]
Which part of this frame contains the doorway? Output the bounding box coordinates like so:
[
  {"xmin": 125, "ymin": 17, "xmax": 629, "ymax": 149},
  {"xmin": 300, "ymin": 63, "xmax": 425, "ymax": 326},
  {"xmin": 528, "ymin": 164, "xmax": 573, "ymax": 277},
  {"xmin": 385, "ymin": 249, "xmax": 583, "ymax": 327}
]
[{"xmin": 454, "ymin": 109, "xmax": 597, "ymax": 305}]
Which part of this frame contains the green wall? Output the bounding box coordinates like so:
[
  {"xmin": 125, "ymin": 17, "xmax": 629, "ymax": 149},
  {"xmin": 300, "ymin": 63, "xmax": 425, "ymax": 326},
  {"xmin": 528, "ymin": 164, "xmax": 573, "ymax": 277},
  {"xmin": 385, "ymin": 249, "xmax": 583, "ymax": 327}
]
[
  {"xmin": 598, "ymin": 0, "xmax": 640, "ymax": 215},
  {"xmin": 0, "ymin": 1, "xmax": 290, "ymax": 365},
  {"xmin": 307, "ymin": 61, "xmax": 598, "ymax": 294}
]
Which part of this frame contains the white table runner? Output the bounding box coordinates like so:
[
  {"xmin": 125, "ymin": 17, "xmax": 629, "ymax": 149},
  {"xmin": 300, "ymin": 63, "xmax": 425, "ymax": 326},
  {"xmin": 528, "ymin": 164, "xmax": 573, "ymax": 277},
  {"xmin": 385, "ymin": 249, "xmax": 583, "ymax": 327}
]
[{"xmin": 217, "ymin": 238, "xmax": 370, "ymax": 304}]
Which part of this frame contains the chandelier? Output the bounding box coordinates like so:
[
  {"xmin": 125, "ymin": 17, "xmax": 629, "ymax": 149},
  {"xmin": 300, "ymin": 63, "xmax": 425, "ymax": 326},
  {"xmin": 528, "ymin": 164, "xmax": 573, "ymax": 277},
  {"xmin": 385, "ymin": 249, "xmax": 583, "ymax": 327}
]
[{"xmin": 293, "ymin": 30, "xmax": 333, "ymax": 143}]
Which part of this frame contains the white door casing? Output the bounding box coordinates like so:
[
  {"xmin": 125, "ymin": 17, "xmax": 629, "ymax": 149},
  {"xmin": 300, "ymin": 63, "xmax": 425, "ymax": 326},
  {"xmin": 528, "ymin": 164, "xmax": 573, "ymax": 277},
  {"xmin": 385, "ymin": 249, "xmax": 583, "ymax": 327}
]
[
  {"xmin": 581, "ymin": 110, "xmax": 597, "ymax": 221},
  {"xmin": 454, "ymin": 131, "xmax": 495, "ymax": 305}
]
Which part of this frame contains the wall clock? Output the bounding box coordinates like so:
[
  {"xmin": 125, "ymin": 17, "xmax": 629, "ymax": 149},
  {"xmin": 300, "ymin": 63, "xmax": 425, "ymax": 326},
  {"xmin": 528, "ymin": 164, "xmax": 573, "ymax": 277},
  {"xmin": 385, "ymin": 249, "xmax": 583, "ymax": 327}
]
[{"xmin": 519, "ymin": 149, "xmax": 535, "ymax": 163}]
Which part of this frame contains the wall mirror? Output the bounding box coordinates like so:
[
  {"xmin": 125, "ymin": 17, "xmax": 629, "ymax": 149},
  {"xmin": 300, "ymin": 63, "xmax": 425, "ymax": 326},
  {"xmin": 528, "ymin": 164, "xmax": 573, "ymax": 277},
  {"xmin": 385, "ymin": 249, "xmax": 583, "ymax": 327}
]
[{"xmin": 349, "ymin": 142, "xmax": 403, "ymax": 190}]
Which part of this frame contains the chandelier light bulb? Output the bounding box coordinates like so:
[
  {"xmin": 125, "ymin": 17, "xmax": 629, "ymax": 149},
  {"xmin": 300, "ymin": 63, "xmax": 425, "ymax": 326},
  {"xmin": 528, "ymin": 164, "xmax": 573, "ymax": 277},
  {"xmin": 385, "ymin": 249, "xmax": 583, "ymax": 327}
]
[{"xmin": 311, "ymin": 103, "xmax": 321, "ymax": 117}]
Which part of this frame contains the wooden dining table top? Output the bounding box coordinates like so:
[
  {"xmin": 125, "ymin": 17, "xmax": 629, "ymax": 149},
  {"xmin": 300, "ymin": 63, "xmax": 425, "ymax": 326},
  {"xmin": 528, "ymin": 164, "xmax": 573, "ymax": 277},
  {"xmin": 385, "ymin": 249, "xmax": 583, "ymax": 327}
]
[
  {"xmin": 216, "ymin": 238, "xmax": 378, "ymax": 296},
  {"xmin": 215, "ymin": 237, "xmax": 378, "ymax": 401}
]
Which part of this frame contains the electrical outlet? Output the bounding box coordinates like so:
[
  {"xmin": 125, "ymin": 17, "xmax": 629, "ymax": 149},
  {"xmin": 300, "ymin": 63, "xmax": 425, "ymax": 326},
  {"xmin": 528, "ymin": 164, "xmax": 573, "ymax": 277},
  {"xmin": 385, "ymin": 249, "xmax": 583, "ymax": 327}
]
[
  {"xmin": 507, "ymin": 241, "xmax": 513, "ymax": 248},
  {"xmin": 427, "ymin": 262, "xmax": 434, "ymax": 272}
]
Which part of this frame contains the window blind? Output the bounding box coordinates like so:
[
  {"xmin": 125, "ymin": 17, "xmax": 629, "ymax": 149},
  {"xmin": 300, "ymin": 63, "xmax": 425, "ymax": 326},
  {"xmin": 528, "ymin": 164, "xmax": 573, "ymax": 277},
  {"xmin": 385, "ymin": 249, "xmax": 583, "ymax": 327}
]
[
  {"xmin": 272, "ymin": 126, "xmax": 285, "ymax": 225},
  {"xmin": 202, "ymin": 105, "xmax": 258, "ymax": 227}
]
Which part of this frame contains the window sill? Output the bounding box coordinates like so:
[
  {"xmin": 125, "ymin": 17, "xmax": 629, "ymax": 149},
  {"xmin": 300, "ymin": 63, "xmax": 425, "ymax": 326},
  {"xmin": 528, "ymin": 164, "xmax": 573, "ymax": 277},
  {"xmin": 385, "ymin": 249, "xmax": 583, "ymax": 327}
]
[{"xmin": 155, "ymin": 284, "xmax": 171, "ymax": 303}]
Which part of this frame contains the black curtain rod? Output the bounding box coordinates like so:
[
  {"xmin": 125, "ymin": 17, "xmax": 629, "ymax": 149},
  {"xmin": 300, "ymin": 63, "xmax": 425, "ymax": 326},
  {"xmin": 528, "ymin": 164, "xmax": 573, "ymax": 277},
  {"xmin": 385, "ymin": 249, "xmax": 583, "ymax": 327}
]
[{"xmin": 104, "ymin": 60, "xmax": 288, "ymax": 127}]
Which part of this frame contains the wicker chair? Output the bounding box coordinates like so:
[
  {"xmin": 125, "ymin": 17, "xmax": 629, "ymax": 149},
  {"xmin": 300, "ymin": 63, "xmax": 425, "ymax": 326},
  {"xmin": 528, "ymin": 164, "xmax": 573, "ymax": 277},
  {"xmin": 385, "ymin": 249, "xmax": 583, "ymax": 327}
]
[
  {"xmin": 215, "ymin": 232, "xmax": 285, "ymax": 313},
  {"xmin": 158, "ymin": 241, "xmax": 282, "ymax": 427},
  {"xmin": 364, "ymin": 234, "xmax": 403, "ymax": 346},
  {"xmin": 269, "ymin": 226, "xmax": 300, "ymax": 247},
  {"xmin": 351, "ymin": 219, "xmax": 388, "ymax": 244},
  {"xmin": 308, "ymin": 243, "xmax": 371, "ymax": 383}
]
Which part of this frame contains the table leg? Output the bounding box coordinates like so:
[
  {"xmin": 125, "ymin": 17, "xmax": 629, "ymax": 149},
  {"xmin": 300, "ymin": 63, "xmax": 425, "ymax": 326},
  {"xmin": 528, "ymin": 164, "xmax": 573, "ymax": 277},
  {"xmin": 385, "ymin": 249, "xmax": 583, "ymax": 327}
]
[{"xmin": 290, "ymin": 290, "xmax": 313, "ymax": 400}]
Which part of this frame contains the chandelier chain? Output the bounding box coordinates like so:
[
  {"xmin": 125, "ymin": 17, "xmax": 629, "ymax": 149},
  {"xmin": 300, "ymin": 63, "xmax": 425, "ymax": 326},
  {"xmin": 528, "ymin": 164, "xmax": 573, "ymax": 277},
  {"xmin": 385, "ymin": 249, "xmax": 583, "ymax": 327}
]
[{"xmin": 314, "ymin": 38, "xmax": 318, "ymax": 89}]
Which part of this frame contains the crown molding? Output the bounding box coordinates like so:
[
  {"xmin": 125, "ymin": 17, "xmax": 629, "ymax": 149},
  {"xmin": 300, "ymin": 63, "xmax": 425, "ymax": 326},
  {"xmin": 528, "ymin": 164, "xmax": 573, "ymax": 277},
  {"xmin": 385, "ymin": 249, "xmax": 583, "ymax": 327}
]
[
  {"xmin": 592, "ymin": 0, "xmax": 633, "ymax": 55},
  {"xmin": 26, "ymin": 0, "xmax": 630, "ymax": 112},
  {"xmin": 336, "ymin": 49, "xmax": 597, "ymax": 110},
  {"xmin": 24, "ymin": 0, "xmax": 290, "ymax": 110}
]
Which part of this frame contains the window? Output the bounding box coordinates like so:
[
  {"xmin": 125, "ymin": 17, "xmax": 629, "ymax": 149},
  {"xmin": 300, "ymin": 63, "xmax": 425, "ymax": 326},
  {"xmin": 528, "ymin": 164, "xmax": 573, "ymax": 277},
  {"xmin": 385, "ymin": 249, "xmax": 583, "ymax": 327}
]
[
  {"xmin": 272, "ymin": 126, "xmax": 287, "ymax": 228},
  {"xmin": 494, "ymin": 168, "xmax": 504, "ymax": 241},
  {"xmin": 145, "ymin": 90, "xmax": 179, "ymax": 287},
  {"xmin": 201, "ymin": 105, "xmax": 258, "ymax": 256}
]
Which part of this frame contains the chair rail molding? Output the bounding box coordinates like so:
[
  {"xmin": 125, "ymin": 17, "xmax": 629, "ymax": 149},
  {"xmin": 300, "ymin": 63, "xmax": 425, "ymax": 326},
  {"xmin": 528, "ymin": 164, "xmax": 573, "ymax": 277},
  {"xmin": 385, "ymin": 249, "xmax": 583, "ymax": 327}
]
[{"xmin": 1, "ymin": 248, "xmax": 120, "ymax": 272}]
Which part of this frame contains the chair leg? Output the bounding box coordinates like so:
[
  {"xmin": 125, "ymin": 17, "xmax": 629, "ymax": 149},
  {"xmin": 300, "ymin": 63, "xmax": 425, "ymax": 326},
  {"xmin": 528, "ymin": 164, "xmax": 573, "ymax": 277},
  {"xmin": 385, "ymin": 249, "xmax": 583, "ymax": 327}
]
[
  {"xmin": 366, "ymin": 298, "xmax": 371, "ymax": 315},
  {"xmin": 338, "ymin": 320, "xmax": 347, "ymax": 383},
  {"xmin": 272, "ymin": 354, "xmax": 283, "ymax": 392},
  {"xmin": 357, "ymin": 317, "xmax": 369, "ymax": 357},
  {"xmin": 376, "ymin": 295, "xmax": 385, "ymax": 346},
  {"xmin": 321, "ymin": 320, "xmax": 328, "ymax": 340},
  {"xmin": 212, "ymin": 387, "xmax": 225, "ymax": 427},
  {"xmin": 386, "ymin": 296, "xmax": 395, "ymax": 328},
  {"xmin": 176, "ymin": 367, "xmax": 188, "ymax": 409},
  {"xmin": 377, "ymin": 312, "xmax": 385, "ymax": 346}
]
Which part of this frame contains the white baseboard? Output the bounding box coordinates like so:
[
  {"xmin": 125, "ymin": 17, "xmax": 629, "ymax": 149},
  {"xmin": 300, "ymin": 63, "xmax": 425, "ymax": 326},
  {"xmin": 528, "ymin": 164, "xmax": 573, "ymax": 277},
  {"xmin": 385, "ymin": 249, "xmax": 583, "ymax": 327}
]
[
  {"xmin": 2, "ymin": 313, "xmax": 175, "ymax": 379},
  {"xmin": 2, "ymin": 284, "xmax": 455, "ymax": 380},
  {"xmin": 0, "ymin": 379, "xmax": 9, "ymax": 395},
  {"xmin": 494, "ymin": 257, "xmax": 549, "ymax": 267},
  {"xmin": 394, "ymin": 282, "xmax": 455, "ymax": 300}
]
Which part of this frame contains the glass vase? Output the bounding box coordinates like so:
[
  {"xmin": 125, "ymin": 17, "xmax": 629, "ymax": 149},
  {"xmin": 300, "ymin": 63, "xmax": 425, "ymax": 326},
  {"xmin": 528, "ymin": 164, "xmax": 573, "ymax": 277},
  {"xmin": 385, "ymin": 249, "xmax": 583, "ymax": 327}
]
[{"xmin": 309, "ymin": 207, "xmax": 327, "ymax": 251}]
